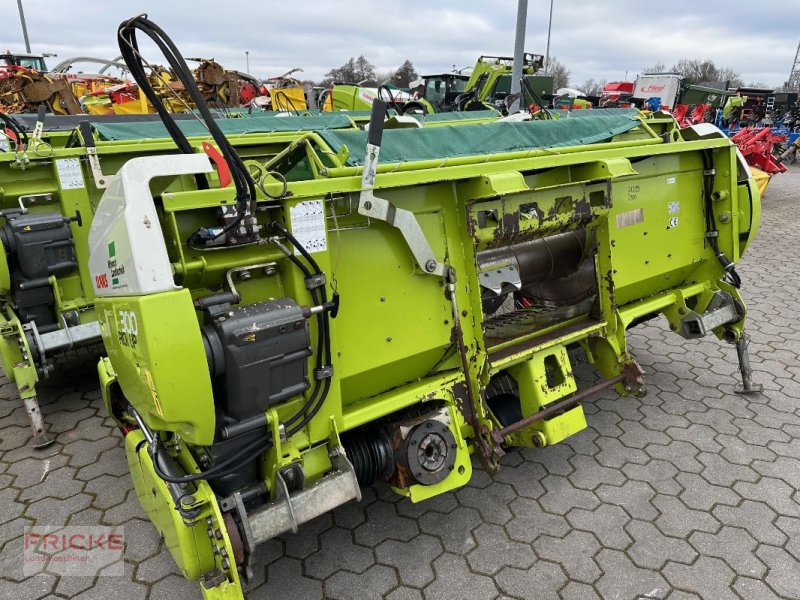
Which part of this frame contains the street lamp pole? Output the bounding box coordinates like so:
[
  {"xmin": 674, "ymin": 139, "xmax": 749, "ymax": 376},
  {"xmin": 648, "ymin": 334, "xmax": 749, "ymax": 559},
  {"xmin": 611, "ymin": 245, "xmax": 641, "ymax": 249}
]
[
  {"xmin": 509, "ymin": 0, "xmax": 528, "ymax": 112},
  {"xmin": 544, "ymin": 0, "xmax": 554, "ymax": 72},
  {"xmin": 16, "ymin": 0, "xmax": 31, "ymax": 53},
  {"xmin": 245, "ymin": 51, "xmax": 250, "ymax": 75}
]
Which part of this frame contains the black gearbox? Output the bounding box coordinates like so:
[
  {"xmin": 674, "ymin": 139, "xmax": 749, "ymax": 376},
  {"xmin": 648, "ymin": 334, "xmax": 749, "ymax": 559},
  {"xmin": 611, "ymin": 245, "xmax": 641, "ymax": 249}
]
[
  {"xmin": 201, "ymin": 298, "xmax": 312, "ymax": 421},
  {"xmin": 0, "ymin": 210, "xmax": 78, "ymax": 327}
]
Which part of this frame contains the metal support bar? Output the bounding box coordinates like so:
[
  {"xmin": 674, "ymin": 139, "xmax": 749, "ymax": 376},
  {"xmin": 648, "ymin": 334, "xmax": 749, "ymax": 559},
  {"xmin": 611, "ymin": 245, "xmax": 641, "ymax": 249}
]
[
  {"xmin": 246, "ymin": 447, "xmax": 361, "ymax": 545},
  {"xmin": 490, "ymin": 374, "xmax": 625, "ymax": 444},
  {"xmin": 357, "ymin": 99, "xmax": 447, "ymax": 278},
  {"xmin": 24, "ymin": 395, "xmax": 53, "ymax": 448},
  {"xmin": 734, "ymin": 334, "xmax": 763, "ymax": 395},
  {"xmin": 678, "ymin": 292, "xmax": 741, "ymax": 339},
  {"xmin": 79, "ymin": 121, "xmax": 110, "ymax": 189},
  {"xmin": 36, "ymin": 321, "xmax": 102, "ymax": 355}
]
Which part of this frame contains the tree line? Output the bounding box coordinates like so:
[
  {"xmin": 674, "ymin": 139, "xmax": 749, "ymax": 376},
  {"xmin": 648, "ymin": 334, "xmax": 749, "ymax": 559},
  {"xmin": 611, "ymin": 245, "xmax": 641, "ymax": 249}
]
[
  {"xmin": 320, "ymin": 55, "xmax": 419, "ymax": 87},
  {"xmin": 313, "ymin": 55, "xmax": 764, "ymax": 95}
]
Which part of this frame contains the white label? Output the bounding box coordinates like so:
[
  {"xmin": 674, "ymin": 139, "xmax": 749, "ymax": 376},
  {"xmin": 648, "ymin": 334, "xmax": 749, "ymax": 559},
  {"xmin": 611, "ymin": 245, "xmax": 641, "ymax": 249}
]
[
  {"xmin": 289, "ymin": 200, "xmax": 327, "ymax": 254},
  {"xmin": 616, "ymin": 208, "xmax": 644, "ymax": 229},
  {"xmin": 666, "ymin": 177, "xmax": 676, "ymax": 185},
  {"xmin": 0, "ymin": 133, "xmax": 9, "ymax": 152},
  {"xmin": 55, "ymin": 158, "xmax": 85, "ymax": 190},
  {"xmin": 668, "ymin": 201, "xmax": 680, "ymax": 215}
]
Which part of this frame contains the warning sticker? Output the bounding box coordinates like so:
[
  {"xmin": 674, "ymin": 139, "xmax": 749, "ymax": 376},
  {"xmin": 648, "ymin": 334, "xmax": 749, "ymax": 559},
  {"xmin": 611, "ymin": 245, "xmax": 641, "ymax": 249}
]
[
  {"xmin": 55, "ymin": 158, "xmax": 85, "ymax": 190},
  {"xmin": 289, "ymin": 200, "xmax": 327, "ymax": 254},
  {"xmin": 668, "ymin": 201, "xmax": 680, "ymax": 214}
]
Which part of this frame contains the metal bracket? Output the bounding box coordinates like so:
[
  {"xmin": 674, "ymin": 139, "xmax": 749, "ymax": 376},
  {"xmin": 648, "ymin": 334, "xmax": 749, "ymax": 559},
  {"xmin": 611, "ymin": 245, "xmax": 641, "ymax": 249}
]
[
  {"xmin": 477, "ymin": 262, "xmax": 522, "ymax": 296},
  {"xmin": 18, "ymin": 193, "xmax": 54, "ymax": 210},
  {"xmin": 357, "ymin": 100, "xmax": 447, "ymax": 278},
  {"xmin": 79, "ymin": 121, "xmax": 110, "ymax": 189},
  {"xmin": 358, "ymin": 191, "xmax": 447, "ymax": 277},
  {"xmin": 245, "ymin": 446, "xmax": 361, "ymax": 545},
  {"xmin": 28, "ymin": 319, "xmax": 102, "ymax": 377},
  {"xmin": 231, "ymin": 491, "xmax": 256, "ymax": 583},
  {"xmin": 678, "ymin": 291, "xmax": 741, "ymax": 339}
]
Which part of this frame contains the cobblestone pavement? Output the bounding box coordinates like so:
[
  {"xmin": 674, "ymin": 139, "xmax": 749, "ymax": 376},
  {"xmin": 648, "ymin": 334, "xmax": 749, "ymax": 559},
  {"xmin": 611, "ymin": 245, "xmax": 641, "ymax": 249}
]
[{"xmin": 1, "ymin": 168, "xmax": 799, "ymax": 600}]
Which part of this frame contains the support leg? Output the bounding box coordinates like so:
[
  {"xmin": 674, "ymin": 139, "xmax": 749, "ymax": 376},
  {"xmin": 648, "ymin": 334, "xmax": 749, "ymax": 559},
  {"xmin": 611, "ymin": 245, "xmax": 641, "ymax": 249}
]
[
  {"xmin": 23, "ymin": 395, "xmax": 53, "ymax": 448},
  {"xmin": 734, "ymin": 333, "xmax": 763, "ymax": 395}
]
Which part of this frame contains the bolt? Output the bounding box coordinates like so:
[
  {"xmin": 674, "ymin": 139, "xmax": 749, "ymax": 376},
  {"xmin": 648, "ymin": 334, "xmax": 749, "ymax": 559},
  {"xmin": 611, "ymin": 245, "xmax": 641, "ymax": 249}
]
[
  {"xmin": 380, "ymin": 296, "xmax": 386, "ymax": 302},
  {"xmin": 425, "ymin": 259, "xmax": 437, "ymax": 272},
  {"xmin": 386, "ymin": 336, "xmax": 392, "ymax": 342},
  {"xmin": 678, "ymin": 307, "xmax": 686, "ymax": 315},
  {"xmin": 237, "ymin": 270, "xmax": 252, "ymax": 281},
  {"xmin": 719, "ymin": 212, "xmax": 731, "ymax": 223},
  {"xmin": 263, "ymin": 265, "xmax": 277, "ymax": 276},
  {"xmin": 531, "ymin": 431, "xmax": 547, "ymax": 448},
  {"xmin": 214, "ymin": 528, "xmax": 223, "ymax": 540},
  {"xmin": 221, "ymin": 558, "xmax": 230, "ymax": 570}
]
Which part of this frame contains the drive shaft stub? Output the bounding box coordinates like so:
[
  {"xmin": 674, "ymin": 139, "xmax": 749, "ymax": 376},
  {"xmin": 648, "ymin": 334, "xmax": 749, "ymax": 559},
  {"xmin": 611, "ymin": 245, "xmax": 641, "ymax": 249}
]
[{"xmin": 401, "ymin": 420, "xmax": 457, "ymax": 485}]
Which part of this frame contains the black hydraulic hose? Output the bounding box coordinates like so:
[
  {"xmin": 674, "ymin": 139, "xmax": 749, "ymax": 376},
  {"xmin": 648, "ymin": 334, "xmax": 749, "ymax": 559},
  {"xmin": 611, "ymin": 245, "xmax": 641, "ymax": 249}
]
[
  {"xmin": 0, "ymin": 112, "xmax": 29, "ymax": 147},
  {"xmin": 270, "ymin": 220, "xmax": 324, "ymax": 275},
  {"xmin": 152, "ymin": 430, "xmax": 272, "ymax": 484},
  {"xmin": 701, "ymin": 150, "xmax": 741, "ymax": 288},
  {"xmin": 118, "ymin": 15, "xmax": 258, "ymax": 237}
]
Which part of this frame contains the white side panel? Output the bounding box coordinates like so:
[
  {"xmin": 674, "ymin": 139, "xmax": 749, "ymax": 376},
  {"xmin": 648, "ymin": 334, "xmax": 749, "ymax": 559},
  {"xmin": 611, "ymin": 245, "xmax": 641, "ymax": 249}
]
[
  {"xmin": 88, "ymin": 154, "xmax": 213, "ymax": 297},
  {"xmin": 632, "ymin": 75, "xmax": 681, "ymax": 107}
]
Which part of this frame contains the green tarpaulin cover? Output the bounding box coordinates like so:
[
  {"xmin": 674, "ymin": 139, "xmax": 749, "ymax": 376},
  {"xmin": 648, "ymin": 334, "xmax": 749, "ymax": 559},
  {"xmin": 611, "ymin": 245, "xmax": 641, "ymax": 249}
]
[
  {"xmin": 92, "ymin": 113, "xmax": 355, "ymax": 141},
  {"xmin": 409, "ymin": 109, "xmax": 501, "ymax": 123},
  {"xmin": 320, "ymin": 112, "xmax": 640, "ymax": 166}
]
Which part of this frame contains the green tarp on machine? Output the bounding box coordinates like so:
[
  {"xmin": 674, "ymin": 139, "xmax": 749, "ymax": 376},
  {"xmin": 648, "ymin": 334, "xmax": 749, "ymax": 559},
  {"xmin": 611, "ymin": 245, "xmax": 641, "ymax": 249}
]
[
  {"xmin": 91, "ymin": 112, "xmax": 356, "ymax": 141},
  {"xmin": 320, "ymin": 112, "xmax": 641, "ymax": 166}
]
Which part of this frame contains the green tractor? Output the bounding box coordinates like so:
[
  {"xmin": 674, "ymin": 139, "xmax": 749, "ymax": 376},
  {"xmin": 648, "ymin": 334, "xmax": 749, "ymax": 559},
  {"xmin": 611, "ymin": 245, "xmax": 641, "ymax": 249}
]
[{"xmin": 324, "ymin": 53, "xmax": 551, "ymax": 115}]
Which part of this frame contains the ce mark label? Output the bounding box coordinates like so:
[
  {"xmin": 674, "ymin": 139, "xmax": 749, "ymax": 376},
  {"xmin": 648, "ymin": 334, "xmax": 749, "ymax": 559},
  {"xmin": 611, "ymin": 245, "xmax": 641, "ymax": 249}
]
[{"xmin": 668, "ymin": 217, "xmax": 679, "ymax": 228}]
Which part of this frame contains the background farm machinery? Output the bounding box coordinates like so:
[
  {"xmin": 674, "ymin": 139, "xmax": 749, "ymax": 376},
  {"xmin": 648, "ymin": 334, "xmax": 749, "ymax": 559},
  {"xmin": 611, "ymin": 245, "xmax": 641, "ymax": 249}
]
[
  {"xmin": 0, "ymin": 51, "xmax": 262, "ymax": 115},
  {"xmin": 322, "ymin": 54, "xmax": 552, "ymax": 115}
]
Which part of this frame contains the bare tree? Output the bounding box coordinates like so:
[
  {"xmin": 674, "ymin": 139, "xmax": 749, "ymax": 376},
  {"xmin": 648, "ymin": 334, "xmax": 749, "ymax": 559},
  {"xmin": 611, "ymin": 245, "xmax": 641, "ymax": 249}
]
[
  {"xmin": 670, "ymin": 59, "xmax": 742, "ymax": 87},
  {"xmin": 374, "ymin": 70, "xmax": 396, "ymax": 85},
  {"xmin": 643, "ymin": 61, "xmax": 667, "ymax": 74},
  {"xmin": 579, "ymin": 78, "xmax": 607, "ymax": 96},
  {"xmin": 324, "ymin": 55, "xmax": 376, "ymax": 84},
  {"xmin": 546, "ymin": 57, "xmax": 570, "ymax": 90}
]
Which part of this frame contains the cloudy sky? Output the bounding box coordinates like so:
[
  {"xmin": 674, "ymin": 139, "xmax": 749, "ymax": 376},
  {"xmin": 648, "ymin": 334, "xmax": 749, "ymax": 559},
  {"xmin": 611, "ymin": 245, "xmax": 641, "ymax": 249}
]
[{"xmin": 3, "ymin": 0, "xmax": 799, "ymax": 87}]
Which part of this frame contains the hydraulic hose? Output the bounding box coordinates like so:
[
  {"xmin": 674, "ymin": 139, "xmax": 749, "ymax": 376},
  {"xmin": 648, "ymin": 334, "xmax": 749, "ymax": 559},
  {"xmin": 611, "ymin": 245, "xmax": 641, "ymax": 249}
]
[{"xmin": 118, "ymin": 15, "xmax": 257, "ymax": 239}]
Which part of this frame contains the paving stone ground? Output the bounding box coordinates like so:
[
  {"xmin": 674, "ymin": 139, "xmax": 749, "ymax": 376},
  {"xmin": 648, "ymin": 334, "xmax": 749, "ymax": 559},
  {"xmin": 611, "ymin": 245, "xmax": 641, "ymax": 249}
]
[{"xmin": 1, "ymin": 167, "xmax": 799, "ymax": 600}]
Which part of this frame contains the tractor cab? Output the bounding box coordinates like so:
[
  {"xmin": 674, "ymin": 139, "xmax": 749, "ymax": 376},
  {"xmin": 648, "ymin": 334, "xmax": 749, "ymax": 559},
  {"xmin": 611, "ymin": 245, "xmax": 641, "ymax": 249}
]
[
  {"xmin": 1, "ymin": 52, "xmax": 49, "ymax": 72},
  {"xmin": 415, "ymin": 73, "xmax": 468, "ymax": 112}
]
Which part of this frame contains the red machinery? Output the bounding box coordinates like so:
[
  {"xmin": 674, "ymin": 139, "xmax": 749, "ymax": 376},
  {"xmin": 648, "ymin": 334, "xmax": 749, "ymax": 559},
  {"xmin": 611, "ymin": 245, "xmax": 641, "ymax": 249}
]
[{"xmin": 730, "ymin": 127, "xmax": 788, "ymax": 174}]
